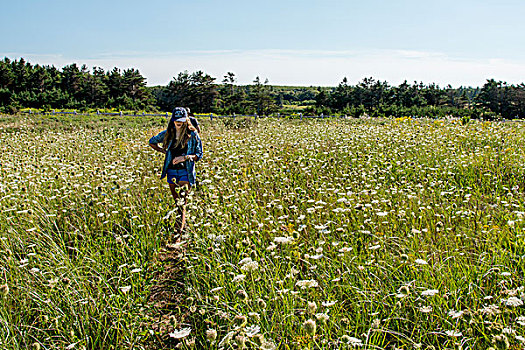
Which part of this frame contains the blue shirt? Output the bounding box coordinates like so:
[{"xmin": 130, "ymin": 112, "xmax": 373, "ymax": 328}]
[{"xmin": 149, "ymin": 130, "xmax": 203, "ymax": 185}]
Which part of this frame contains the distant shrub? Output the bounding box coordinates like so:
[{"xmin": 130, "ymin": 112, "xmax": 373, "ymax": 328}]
[{"xmin": 461, "ymin": 115, "xmax": 471, "ymax": 125}]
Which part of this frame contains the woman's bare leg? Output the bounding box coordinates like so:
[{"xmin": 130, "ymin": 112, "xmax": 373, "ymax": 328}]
[{"xmin": 169, "ymin": 182, "xmax": 191, "ymax": 235}]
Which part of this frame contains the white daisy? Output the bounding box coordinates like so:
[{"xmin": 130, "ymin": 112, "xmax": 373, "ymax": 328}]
[{"xmin": 169, "ymin": 327, "xmax": 191, "ymax": 339}]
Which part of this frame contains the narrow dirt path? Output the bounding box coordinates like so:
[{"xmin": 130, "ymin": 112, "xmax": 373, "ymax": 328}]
[{"xmin": 146, "ymin": 239, "xmax": 190, "ymax": 349}]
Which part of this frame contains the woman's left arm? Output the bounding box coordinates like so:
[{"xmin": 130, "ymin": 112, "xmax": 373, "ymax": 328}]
[{"xmin": 186, "ymin": 132, "xmax": 203, "ymax": 162}]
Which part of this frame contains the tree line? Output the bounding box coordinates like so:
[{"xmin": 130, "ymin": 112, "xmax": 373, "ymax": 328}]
[{"xmin": 1, "ymin": 57, "xmax": 524, "ymax": 119}]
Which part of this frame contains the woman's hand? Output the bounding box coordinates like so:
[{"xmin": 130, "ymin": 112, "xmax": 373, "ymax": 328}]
[{"xmin": 172, "ymin": 156, "xmax": 186, "ymax": 165}]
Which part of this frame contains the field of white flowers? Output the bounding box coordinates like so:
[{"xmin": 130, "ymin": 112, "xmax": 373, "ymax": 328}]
[{"xmin": 0, "ymin": 114, "xmax": 524, "ymax": 349}]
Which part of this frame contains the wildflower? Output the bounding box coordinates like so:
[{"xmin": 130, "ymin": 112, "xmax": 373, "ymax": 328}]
[
  {"xmin": 296, "ymin": 279, "xmax": 318, "ymax": 289},
  {"xmin": 119, "ymin": 286, "xmax": 131, "ymax": 294},
  {"xmin": 309, "ymin": 254, "xmax": 324, "ymax": 260},
  {"xmin": 502, "ymin": 297, "xmax": 523, "ymax": 307},
  {"xmin": 240, "ymin": 261, "xmax": 259, "ymax": 272},
  {"xmin": 169, "ymin": 327, "xmax": 191, "ymax": 339},
  {"xmin": 517, "ymin": 316, "xmax": 525, "ymax": 326},
  {"xmin": 260, "ymin": 340, "xmax": 276, "ymax": 350},
  {"xmin": 341, "ymin": 335, "xmax": 363, "ymax": 347},
  {"xmin": 274, "ymin": 236, "xmax": 294, "ymax": 244},
  {"xmin": 303, "ymin": 319, "xmax": 316, "ymax": 336},
  {"xmin": 415, "ymin": 259, "xmax": 428, "ymax": 265},
  {"xmin": 232, "ymin": 274, "xmax": 245, "ymax": 283},
  {"xmin": 447, "ymin": 310, "xmax": 464, "ymax": 319},
  {"xmin": 491, "ymin": 334, "xmax": 510, "ymax": 349},
  {"xmin": 322, "ymin": 300, "xmax": 337, "ymax": 307},
  {"xmin": 445, "ymin": 330, "xmax": 462, "ymax": 337},
  {"xmin": 245, "ymin": 324, "xmax": 261, "ymax": 337},
  {"xmin": 266, "ymin": 243, "xmax": 277, "ymax": 251},
  {"xmin": 421, "ymin": 289, "xmax": 439, "ymax": 296},
  {"xmin": 0, "ymin": 284, "xmax": 8, "ymax": 296},
  {"xmin": 307, "ymin": 301, "xmax": 317, "ymax": 313},
  {"xmin": 210, "ymin": 286, "xmax": 223, "ymax": 293},
  {"xmin": 479, "ymin": 304, "xmax": 500, "ymax": 316},
  {"xmin": 419, "ymin": 306, "xmax": 432, "ymax": 313},
  {"xmin": 315, "ymin": 313, "xmax": 329, "ymax": 324},
  {"xmin": 235, "ymin": 335, "xmax": 246, "ymax": 349},
  {"xmin": 238, "ymin": 257, "xmax": 253, "ymax": 265}
]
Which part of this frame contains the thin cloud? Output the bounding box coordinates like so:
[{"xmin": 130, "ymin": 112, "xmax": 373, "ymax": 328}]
[{"xmin": 3, "ymin": 49, "xmax": 525, "ymax": 87}]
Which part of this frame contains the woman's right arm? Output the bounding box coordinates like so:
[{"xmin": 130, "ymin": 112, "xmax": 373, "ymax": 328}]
[
  {"xmin": 149, "ymin": 143, "xmax": 166, "ymax": 154},
  {"xmin": 148, "ymin": 130, "xmax": 167, "ymax": 154}
]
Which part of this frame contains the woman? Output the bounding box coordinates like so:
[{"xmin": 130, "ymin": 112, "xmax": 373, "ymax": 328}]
[{"xmin": 149, "ymin": 107, "xmax": 203, "ymax": 235}]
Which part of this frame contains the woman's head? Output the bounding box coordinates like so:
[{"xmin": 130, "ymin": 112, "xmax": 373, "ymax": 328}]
[
  {"xmin": 170, "ymin": 107, "xmax": 188, "ymax": 124},
  {"xmin": 169, "ymin": 107, "xmax": 193, "ymax": 131},
  {"xmin": 163, "ymin": 107, "xmax": 196, "ymax": 149}
]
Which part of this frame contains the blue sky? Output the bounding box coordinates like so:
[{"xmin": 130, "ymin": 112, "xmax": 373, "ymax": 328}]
[{"xmin": 1, "ymin": 0, "xmax": 524, "ymax": 86}]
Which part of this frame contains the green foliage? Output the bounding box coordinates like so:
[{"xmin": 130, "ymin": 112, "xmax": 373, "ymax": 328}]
[
  {"xmin": 461, "ymin": 115, "xmax": 471, "ymax": 125},
  {"xmin": 476, "ymin": 79, "xmax": 525, "ymax": 119},
  {"xmin": 1, "ymin": 57, "xmax": 525, "ymax": 119},
  {"xmin": 162, "ymin": 70, "xmax": 219, "ymax": 113},
  {"xmin": 0, "ymin": 58, "xmax": 152, "ymax": 112}
]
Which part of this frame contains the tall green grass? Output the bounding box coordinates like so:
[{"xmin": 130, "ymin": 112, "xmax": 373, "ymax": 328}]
[{"xmin": 1, "ymin": 115, "xmax": 524, "ymax": 349}]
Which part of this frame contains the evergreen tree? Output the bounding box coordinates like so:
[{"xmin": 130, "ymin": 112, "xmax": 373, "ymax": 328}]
[{"xmin": 251, "ymin": 76, "xmax": 277, "ymax": 115}]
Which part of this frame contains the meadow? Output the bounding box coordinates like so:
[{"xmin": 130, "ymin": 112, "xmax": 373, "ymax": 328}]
[{"xmin": 0, "ymin": 114, "xmax": 524, "ymax": 349}]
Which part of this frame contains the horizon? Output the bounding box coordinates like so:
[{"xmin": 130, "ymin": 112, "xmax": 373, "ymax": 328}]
[{"xmin": 1, "ymin": 53, "xmax": 521, "ymax": 90}]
